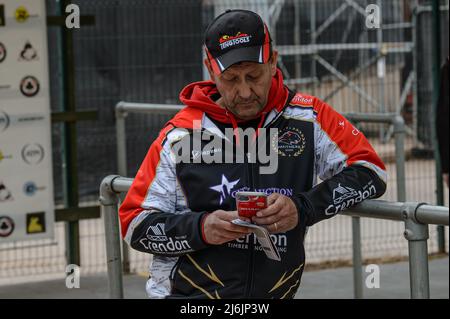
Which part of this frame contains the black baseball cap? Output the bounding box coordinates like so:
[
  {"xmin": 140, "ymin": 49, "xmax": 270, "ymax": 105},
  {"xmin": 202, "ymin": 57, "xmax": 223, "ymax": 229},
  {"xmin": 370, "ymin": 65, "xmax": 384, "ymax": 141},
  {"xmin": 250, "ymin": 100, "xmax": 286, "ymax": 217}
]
[{"xmin": 204, "ymin": 9, "xmax": 272, "ymax": 75}]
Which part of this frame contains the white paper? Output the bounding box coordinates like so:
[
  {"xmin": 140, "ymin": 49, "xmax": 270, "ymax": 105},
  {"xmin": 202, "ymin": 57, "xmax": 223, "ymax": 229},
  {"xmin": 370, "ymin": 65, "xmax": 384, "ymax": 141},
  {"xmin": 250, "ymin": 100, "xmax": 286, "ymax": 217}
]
[{"xmin": 231, "ymin": 219, "xmax": 281, "ymax": 261}]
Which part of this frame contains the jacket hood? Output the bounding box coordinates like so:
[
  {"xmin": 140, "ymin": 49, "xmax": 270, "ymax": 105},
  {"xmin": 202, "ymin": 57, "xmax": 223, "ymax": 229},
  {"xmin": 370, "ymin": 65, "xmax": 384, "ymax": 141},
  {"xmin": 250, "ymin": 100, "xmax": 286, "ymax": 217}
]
[{"xmin": 179, "ymin": 68, "xmax": 288, "ymax": 125}]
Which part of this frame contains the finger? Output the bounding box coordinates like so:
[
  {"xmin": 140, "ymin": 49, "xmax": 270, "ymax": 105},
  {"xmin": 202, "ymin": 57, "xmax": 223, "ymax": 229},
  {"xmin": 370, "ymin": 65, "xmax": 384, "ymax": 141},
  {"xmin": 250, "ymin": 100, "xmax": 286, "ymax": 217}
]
[
  {"xmin": 252, "ymin": 214, "xmax": 279, "ymax": 226},
  {"xmin": 213, "ymin": 234, "xmax": 238, "ymax": 245},
  {"xmin": 256, "ymin": 196, "xmax": 284, "ymax": 217},
  {"xmin": 266, "ymin": 193, "xmax": 279, "ymax": 205},
  {"xmin": 224, "ymin": 221, "xmax": 253, "ymax": 234},
  {"xmin": 268, "ymin": 222, "xmax": 281, "ymax": 234},
  {"xmin": 214, "ymin": 219, "xmax": 251, "ymax": 234},
  {"xmin": 226, "ymin": 210, "xmax": 252, "ymax": 223},
  {"xmin": 216, "ymin": 230, "xmax": 249, "ymax": 243},
  {"xmin": 217, "ymin": 210, "xmax": 251, "ymax": 223}
]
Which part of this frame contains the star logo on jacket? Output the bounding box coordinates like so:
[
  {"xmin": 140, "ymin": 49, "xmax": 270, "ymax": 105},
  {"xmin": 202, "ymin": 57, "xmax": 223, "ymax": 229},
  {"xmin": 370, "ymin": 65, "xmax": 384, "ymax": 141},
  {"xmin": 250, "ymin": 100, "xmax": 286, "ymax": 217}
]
[{"xmin": 210, "ymin": 175, "xmax": 240, "ymax": 205}]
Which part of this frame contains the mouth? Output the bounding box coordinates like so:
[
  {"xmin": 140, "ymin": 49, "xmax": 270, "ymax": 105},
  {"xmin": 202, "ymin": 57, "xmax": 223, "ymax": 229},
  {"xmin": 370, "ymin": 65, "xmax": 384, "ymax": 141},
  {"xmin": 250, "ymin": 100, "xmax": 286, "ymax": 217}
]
[{"xmin": 236, "ymin": 101, "xmax": 257, "ymax": 107}]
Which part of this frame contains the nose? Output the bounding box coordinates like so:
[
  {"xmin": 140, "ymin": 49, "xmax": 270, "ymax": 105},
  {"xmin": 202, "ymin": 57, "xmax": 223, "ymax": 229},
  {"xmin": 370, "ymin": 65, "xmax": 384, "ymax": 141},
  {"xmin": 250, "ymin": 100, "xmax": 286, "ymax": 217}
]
[{"xmin": 237, "ymin": 81, "xmax": 252, "ymax": 101}]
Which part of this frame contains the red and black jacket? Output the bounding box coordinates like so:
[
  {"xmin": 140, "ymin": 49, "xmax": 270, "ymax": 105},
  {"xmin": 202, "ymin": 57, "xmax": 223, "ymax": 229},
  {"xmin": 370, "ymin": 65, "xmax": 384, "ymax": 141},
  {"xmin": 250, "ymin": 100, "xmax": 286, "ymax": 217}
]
[{"xmin": 119, "ymin": 70, "xmax": 387, "ymax": 299}]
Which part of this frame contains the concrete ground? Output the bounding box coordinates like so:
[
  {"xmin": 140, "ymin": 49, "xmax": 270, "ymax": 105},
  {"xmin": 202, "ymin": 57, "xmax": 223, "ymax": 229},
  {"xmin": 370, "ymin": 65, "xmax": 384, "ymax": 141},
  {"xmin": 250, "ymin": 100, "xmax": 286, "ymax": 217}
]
[
  {"xmin": 296, "ymin": 257, "xmax": 449, "ymax": 299},
  {"xmin": 0, "ymin": 257, "xmax": 447, "ymax": 299}
]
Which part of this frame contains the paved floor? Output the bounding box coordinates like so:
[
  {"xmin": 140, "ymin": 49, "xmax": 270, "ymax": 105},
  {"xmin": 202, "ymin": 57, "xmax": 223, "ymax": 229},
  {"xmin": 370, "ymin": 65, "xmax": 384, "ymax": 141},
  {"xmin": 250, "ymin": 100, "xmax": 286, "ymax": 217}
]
[
  {"xmin": 296, "ymin": 257, "xmax": 449, "ymax": 299},
  {"xmin": 0, "ymin": 257, "xmax": 447, "ymax": 299}
]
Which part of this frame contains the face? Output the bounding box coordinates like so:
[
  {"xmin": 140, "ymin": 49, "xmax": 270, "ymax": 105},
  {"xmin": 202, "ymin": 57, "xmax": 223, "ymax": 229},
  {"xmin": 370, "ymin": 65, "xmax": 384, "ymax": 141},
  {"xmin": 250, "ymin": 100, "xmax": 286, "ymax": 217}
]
[{"xmin": 205, "ymin": 51, "xmax": 278, "ymax": 121}]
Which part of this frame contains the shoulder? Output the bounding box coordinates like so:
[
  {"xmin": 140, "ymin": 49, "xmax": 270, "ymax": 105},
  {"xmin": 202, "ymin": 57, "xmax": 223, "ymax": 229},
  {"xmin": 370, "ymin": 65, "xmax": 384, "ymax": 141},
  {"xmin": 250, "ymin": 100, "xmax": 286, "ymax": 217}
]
[
  {"xmin": 288, "ymin": 92, "xmax": 333, "ymax": 113},
  {"xmin": 283, "ymin": 92, "xmax": 331, "ymax": 121},
  {"xmin": 155, "ymin": 106, "xmax": 204, "ymax": 145},
  {"xmin": 166, "ymin": 106, "xmax": 204, "ymax": 130},
  {"xmin": 289, "ymin": 93, "xmax": 316, "ymax": 108}
]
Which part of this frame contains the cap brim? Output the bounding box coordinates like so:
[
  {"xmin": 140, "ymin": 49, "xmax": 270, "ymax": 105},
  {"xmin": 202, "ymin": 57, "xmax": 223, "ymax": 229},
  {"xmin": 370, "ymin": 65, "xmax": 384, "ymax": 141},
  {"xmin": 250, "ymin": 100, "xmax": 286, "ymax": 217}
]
[{"xmin": 213, "ymin": 45, "xmax": 264, "ymax": 74}]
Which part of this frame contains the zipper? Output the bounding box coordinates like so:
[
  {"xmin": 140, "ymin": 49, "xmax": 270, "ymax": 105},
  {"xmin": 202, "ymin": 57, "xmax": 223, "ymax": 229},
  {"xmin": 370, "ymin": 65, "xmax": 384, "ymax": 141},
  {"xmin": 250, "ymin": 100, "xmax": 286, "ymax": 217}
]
[
  {"xmin": 169, "ymin": 256, "xmax": 184, "ymax": 289},
  {"xmin": 244, "ymin": 147, "xmax": 255, "ymax": 297}
]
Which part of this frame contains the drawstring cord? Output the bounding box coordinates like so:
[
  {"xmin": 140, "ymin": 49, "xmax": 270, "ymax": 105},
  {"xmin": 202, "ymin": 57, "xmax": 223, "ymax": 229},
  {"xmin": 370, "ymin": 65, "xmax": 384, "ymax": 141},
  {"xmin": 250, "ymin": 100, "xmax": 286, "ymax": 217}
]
[
  {"xmin": 226, "ymin": 110, "xmax": 268, "ymax": 146},
  {"xmin": 226, "ymin": 110, "xmax": 241, "ymax": 147}
]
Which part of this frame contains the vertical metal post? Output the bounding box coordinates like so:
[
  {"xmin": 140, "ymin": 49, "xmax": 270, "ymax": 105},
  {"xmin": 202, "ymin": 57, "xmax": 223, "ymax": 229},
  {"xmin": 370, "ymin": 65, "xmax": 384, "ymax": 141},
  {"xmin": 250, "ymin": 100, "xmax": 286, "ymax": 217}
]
[
  {"xmin": 411, "ymin": 8, "xmax": 419, "ymax": 146},
  {"xmin": 403, "ymin": 204, "xmax": 430, "ymax": 299},
  {"xmin": 431, "ymin": 0, "xmax": 446, "ymax": 253},
  {"xmin": 115, "ymin": 104, "xmax": 131, "ymax": 274},
  {"xmin": 404, "ymin": 221, "xmax": 430, "ymax": 298},
  {"xmin": 54, "ymin": 0, "xmax": 69, "ymax": 215},
  {"xmin": 294, "ymin": 1, "xmax": 301, "ymax": 81},
  {"xmin": 352, "ymin": 216, "xmax": 363, "ymax": 299},
  {"xmin": 310, "ymin": 0, "xmax": 317, "ymax": 95},
  {"xmin": 61, "ymin": 0, "xmax": 80, "ymax": 266},
  {"xmin": 100, "ymin": 176, "xmax": 124, "ymax": 299},
  {"xmin": 376, "ymin": 0, "xmax": 386, "ymax": 141},
  {"xmin": 394, "ymin": 116, "xmax": 407, "ymax": 201},
  {"xmin": 116, "ymin": 106, "xmax": 128, "ymax": 180}
]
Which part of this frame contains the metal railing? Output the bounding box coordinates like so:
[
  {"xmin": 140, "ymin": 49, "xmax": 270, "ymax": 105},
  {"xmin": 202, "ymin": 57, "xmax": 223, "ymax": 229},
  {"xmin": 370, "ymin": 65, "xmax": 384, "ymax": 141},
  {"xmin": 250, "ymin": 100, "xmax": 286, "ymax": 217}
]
[
  {"xmin": 116, "ymin": 102, "xmax": 407, "ymax": 200},
  {"xmin": 115, "ymin": 102, "xmax": 409, "ymax": 288},
  {"xmin": 99, "ymin": 175, "xmax": 449, "ymax": 299}
]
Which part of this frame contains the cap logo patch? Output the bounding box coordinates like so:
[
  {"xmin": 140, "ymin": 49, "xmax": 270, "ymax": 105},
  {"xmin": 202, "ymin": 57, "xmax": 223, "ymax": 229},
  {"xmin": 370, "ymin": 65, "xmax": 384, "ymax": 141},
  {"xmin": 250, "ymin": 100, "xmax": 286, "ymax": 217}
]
[{"xmin": 219, "ymin": 32, "xmax": 252, "ymax": 50}]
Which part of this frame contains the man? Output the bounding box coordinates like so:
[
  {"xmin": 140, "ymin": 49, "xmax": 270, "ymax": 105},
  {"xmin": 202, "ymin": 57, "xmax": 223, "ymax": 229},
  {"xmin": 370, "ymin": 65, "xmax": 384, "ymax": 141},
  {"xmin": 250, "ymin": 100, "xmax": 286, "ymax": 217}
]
[{"xmin": 119, "ymin": 9, "xmax": 387, "ymax": 299}]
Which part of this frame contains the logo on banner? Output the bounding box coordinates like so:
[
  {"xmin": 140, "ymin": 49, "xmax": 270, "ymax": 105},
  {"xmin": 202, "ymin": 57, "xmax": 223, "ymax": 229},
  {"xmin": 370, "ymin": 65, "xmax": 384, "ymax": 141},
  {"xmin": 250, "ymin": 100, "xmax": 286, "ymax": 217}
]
[
  {"xmin": 0, "ymin": 182, "xmax": 13, "ymax": 202},
  {"xmin": 15, "ymin": 6, "xmax": 30, "ymax": 23},
  {"xmin": 20, "ymin": 76, "xmax": 40, "ymax": 97},
  {"xmin": 21, "ymin": 143, "xmax": 45, "ymax": 165},
  {"xmin": 26, "ymin": 212, "xmax": 46, "ymax": 234},
  {"xmin": 0, "ymin": 150, "xmax": 13, "ymax": 163},
  {"xmin": 19, "ymin": 41, "xmax": 38, "ymax": 61},
  {"xmin": 23, "ymin": 181, "xmax": 46, "ymax": 196},
  {"xmin": 0, "ymin": 5, "xmax": 5, "ymax": 26},
  {"xmin": 0, "ymin": 42, "xmax": 6, "ymax": 63},
  {"xmin": 0, "ymin": 216, "xmax": 15, "ymax": 237},
  {"xmin": 0, "ymin": 111, "xmax": 10, "ymax": 132}
]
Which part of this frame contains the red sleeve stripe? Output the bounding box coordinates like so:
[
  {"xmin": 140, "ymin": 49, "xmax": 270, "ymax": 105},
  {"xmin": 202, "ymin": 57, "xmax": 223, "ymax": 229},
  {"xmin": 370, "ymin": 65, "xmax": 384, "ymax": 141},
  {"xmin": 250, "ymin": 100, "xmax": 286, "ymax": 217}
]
[
  {"xmin": 313, "ymin": 98, "xmax": 386, "ymax": 173},
  {"xmin": 118, "ymin": 124, "xmax": 174, "ymax": 238}
]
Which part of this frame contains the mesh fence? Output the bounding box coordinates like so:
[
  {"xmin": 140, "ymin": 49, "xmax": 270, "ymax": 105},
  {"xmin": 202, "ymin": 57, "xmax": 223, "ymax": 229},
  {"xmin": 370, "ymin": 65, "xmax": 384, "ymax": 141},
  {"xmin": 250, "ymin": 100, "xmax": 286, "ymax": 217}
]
[{"xmin": 0, "ymin": 0, "xmax": 448, "ymax": 284}]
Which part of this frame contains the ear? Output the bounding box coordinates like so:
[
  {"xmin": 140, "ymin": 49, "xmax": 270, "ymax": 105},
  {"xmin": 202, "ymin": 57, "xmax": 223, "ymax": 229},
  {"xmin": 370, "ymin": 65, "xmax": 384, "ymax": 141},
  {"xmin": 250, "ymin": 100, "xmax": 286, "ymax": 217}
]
[
  {"xmin": 204, "ymin": 58, "xmax": 216, "ymax": 82},
  {"xmin": 269, "ymin": 50, "xmax": 278, "ymax": 76}
]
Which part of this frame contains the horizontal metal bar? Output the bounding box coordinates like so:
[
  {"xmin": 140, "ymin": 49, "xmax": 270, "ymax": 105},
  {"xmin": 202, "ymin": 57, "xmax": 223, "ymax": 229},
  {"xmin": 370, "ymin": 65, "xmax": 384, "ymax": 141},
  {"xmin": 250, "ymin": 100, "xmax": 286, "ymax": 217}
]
[
  {"xmin": 51, "ymin": 110, "xmax": 98, "ymax": 123},
  {"xmin": 106, "ymin": 176, "xmax": 448, "ymax": 226},
  {"xmin": 284, "ymin": 77, "xmax": 318, "ymax": 85},
  {"xmin": 115, "ymin": 104, "xmax": 401, "ymax": 127},
  {"xmin": 382, "ymin": 22, "xmax": 413, "ymax": 30},
  {"xmin": 342, "ymin": 200, "xmax": 406, "ymax": 221},
  {"xmin": 0, "ymin": 241, "xmax": 59, "ymax": 252},
  {"xmin": 414, "ymin": 5, "xmax": 449, "ymax": 15},
  {"xmin": 277, "ymin": 42, "xmax": 414, "ymax": 56},
  {"xmin": 116, "ymin": 102, "xmax": 182, "ymax": 116},
  {"xmin": 416, "ymin": 205, "xmax": 449, "ymax": 226},
  {"xmin": 111, "ymin": 177, "xmax": 133, "ymax": 194},
  {"xmin": 343, "ymin": 112, "xmax": 397, "ymax": 123},
  {"xmin": 55, "ymin": 206, "xmax": 101, "ymax": 222},
  {"xmin": 47, "ymin": 15, "xmax": 95, "ymax": 26}
]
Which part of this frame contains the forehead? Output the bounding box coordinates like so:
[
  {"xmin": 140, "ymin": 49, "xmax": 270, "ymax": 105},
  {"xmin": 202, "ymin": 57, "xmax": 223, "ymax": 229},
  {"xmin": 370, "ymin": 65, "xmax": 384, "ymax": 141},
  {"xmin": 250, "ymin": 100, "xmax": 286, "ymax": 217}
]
[{"xmin": 222, "ymin": 61, "xmax": 266, "ymax": 75}]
